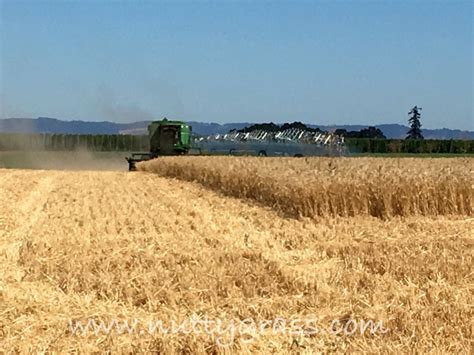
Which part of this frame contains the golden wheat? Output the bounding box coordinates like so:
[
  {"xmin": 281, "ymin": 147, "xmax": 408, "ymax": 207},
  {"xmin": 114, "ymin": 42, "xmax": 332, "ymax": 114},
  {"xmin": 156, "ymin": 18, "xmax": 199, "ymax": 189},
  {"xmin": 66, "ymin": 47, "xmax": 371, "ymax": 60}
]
[
  {"xmin": 138, "ymin": 156, "xmax": 473, "ymax": 219},
  {"xmin": 0, "ymin": 167, "xmax": 472, "ymax": 353}
]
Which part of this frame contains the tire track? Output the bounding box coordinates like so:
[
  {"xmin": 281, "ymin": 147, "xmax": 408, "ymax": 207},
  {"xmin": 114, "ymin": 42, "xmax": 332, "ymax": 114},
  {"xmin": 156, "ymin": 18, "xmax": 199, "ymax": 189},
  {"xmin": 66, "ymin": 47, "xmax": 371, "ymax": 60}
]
[{"xmin": 1, "ymin": 172, "xmax": 56, "ymax": 283}]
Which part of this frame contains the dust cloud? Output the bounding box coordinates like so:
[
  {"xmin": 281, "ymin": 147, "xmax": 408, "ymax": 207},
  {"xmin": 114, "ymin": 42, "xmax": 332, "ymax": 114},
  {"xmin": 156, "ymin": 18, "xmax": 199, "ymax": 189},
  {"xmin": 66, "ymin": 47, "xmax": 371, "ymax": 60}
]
[
  {"xmin": 0, "ymin": 149, "xmax": 128, "ymax": 171},
  {"xmin": 0, "ymin": 130, "xmax": 130, "ymax": 171}
]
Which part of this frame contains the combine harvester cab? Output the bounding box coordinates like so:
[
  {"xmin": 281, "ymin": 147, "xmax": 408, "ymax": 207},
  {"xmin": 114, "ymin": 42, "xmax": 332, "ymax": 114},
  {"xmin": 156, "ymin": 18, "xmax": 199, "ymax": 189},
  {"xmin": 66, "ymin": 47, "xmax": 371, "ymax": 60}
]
[{"xmin": 126, "ymin": 118, "xmax": 192, "ymax": 171}]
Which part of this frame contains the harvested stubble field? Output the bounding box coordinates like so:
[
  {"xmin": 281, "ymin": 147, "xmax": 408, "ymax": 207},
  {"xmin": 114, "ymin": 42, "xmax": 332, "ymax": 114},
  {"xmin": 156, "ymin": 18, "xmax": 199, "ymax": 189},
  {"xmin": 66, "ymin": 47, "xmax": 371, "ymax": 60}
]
[{"xmin": 0, "ymin": 157, "xmax": 473, "ymax": 353}]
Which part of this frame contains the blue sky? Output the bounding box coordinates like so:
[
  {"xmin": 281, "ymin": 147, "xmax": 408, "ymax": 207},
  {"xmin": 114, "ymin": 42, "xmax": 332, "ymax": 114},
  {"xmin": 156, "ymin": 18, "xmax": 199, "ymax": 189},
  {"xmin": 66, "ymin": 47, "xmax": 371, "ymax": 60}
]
[{"xmin": 0, "ymin": 0, "xmax": 472, "ymax": 129}]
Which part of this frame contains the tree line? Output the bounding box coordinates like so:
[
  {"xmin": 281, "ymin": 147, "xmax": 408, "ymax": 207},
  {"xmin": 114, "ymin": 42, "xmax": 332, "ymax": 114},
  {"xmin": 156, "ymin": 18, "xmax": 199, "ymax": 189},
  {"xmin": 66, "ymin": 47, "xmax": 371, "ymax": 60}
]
[
  {"xmin": 0, "ymin": 132, "xmax": 472, "ymax": 154},
  {"xmin": 0, "ymin": 133, "xmax": 149, "ymax": 152},
  {"xmin": 345, "ymin": 138, "xmax": 473, "ymax": 154},
  {"xmin": 236, "ymin": 121, "xmax": 322, "ymax": 133}
]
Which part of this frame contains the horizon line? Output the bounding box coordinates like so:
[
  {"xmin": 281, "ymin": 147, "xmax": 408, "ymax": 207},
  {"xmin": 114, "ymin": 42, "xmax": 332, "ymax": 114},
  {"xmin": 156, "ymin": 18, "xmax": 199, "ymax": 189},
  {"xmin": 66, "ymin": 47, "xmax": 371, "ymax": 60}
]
[{"xmin": 0, "ymin": 116, "xmax": 472, "ymax": 132}]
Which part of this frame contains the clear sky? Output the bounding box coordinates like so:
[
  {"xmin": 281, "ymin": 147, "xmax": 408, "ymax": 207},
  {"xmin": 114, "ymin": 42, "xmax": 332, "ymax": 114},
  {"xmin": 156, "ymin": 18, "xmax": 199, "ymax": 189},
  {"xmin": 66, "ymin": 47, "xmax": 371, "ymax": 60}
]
[{"xmin": 0, "ymin": 0, "xmax": 472, "ymax": 129}]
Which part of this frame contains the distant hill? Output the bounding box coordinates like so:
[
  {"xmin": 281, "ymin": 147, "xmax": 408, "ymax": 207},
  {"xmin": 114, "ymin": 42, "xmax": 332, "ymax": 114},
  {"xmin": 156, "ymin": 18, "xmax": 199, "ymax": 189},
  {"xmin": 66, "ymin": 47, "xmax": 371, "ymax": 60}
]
[{"xmin": 1, "ymin": 117, "xmax": 472, "ymax": 140}]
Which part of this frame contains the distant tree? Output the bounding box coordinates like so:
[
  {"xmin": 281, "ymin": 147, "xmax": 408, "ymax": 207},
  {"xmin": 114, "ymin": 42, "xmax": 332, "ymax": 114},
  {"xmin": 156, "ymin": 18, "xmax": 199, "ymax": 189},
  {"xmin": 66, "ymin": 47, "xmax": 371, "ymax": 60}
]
[
  {"xmin": 406, "ymin": 106, "xmax": 424, "ymax": 140},
  {"xmin": 281, "ymin": 121, "xmax": 323, "ymax": 132},
  {"xmin": 358, "ymin": 126, "xmax": 386, "ymax": 139},
  {"xmin": 281, "ymin": 121, "xmax": 307, "ymax": 131},
  {"xmin": 334, "ymin": 128, "xmax": 348, "ymax": 136},
  {"xmin": 238, "ymin": 121, "xmax": 323, "ymax": 133},
  {"xmin": 337, "ymin": 126, "xmax": 386, "ymax": 139},
  {"xmin": 237, "ymin": 122, "xmax": 280, "ymax": 133}
]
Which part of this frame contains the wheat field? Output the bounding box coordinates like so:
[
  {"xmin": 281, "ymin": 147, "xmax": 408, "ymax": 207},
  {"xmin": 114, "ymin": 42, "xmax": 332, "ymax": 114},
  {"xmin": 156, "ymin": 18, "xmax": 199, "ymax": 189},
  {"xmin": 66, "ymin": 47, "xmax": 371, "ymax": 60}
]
[
  {"xmin": 1, "ymin": 157, "xmax": 473, "ymax": 352},
  {"xmin": 138, "ymin": 157, "xmax": 473, "ymax": 218}
]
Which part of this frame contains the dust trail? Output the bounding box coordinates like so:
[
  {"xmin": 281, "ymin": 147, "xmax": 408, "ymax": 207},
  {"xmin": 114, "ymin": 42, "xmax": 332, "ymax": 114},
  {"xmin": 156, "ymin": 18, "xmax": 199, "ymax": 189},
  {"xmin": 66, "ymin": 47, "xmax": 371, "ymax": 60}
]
[{"xmin": 0, "ymin": 149, "xmax": 127, "ymax": 171}]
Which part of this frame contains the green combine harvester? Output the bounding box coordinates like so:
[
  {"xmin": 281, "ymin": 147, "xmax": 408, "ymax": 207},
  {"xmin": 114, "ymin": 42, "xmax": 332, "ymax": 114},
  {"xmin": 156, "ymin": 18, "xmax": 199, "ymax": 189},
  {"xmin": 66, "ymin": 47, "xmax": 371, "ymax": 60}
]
[{"xmin": 126, "ymin": 118, "xmax": 192, "ymax": 171}]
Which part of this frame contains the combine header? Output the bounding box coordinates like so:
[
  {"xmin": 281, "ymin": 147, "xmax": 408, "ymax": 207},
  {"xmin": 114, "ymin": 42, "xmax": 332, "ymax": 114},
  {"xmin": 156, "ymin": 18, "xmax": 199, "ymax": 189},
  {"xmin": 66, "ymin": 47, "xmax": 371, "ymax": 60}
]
[{"xmin": 126, "ymin": 118, "xmax": 345, "ymax": 170}]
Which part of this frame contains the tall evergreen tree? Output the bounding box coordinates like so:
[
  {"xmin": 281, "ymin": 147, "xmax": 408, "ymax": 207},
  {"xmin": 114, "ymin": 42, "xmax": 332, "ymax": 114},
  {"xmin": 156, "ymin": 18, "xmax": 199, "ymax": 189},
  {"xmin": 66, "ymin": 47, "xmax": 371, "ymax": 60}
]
[{"xmin": 406, "ymin": 106, "xmax": 424, "ymax": 140}]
